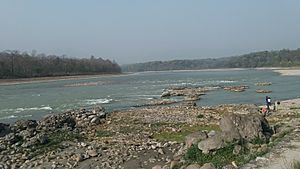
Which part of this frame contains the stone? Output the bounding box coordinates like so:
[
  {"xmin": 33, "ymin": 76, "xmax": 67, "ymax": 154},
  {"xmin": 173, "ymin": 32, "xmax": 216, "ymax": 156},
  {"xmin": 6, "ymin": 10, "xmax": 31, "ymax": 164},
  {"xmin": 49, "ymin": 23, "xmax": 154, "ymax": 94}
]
[
  {"xmin": 152, "ymin": 165, "xmax": 162, "ymax": 169},
  {"xmin": 170, "ymin": 160, "xmax": 178, "ymax": 169},
  {"xmin": 185, "ymin": 131, "xmax": 208, "ymax": 148},
  {"xmin": 207, "ymin": 130, "xmax": 216, "ymax": 137},
  {"xmin": 98, "ymin": 112, "xmax": 106, "ymax": 118},
  {"xmin": 198, "ymin": 133, "xmax": 224, "ymax": 154},
  {"xmin": 36, "ymin": 133, "xmax": 48, "ymax": 144},
  {"xmin": 14, "ymin": 120, "xmax": 38, "ymax": 131},
  {"xmin": 233, "ymin": 145, "xmax": 242, "ymax": 155},
  {"xmin": 222, "ymin": 165, "xmax": 235, "ymax": 169},
  {"xmin": 161, "ymin": 91, "xmax": 171, "ymax": 97},
  {"xmin": 5, "ymin": 133, "xmax": 20, "ymax": 144},
  {"xmin": 0, "ymin": 123, "xmax": 11, "ymax": 137},
  {"xmin": 158, "ymin": 148, "xmax": 164, "ymax": 155},
  {"xmin": 74, "ymin": 154, "xmax": 83, "ymax": 162},
  {"xmin": 18, "ymin": 129, "xmax": 35, "ymax": 139},
  {"xmin": 200, "ymin": 163, "xmax": 216, "ymax": 169},
  {"xmin": 260, "ymin": 144, "xmax": 268, "ymax": 153},
  {"xmin": 87, "ymin": 150, "xmax": 98, "ymax": 157},
  {"xmin": 186, "ymin": 164, "xmax": 201, "ymax": 169},
  {"xmin": 90, "ymin": 117, "xmax": 100, "ymax": 124}
]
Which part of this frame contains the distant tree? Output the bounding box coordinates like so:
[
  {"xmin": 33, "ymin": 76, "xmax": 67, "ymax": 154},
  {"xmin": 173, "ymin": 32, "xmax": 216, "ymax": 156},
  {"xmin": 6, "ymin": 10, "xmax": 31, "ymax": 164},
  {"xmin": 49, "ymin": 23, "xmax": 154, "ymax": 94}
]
[
  {"xmin": 122, "ymin": 48, "xmax": 300, "ymax": 72},
  {"xmin": 0, "ymin": 51, "xmax": 122, "ymax": 79}
]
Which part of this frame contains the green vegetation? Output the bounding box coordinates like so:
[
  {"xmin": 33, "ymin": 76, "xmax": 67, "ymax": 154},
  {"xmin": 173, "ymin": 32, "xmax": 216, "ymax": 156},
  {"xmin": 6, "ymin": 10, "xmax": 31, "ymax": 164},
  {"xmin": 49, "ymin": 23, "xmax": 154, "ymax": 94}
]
[
  {"xmin": 0, "ymin": 50, "xmax": 121, "ymax": 79},
  {"xmin": 196, "ymin": 114, "xmax": 204, "ymax": 118},
  {"xmin": 153, "ymin": 124, "xmax": 220, "ymax": 142},
  {"xmin": 185, "ymin": 143, "xmax": 266, "ymax": 168},
  {"xmin": 31, "ymin": 131, "xmax": 84, "ymax": 157},
  {"xmin": 122, "ymin": 48, "xmax": 300, "ymax": 72},
  {"xmin": 291, "ymin": 160, "xmax": 300, "ymax": 169},
  {"xmin": 269, "ymin": 128, "xmax": 293, "ymax": 147},
  {"xmin": 290, "ymin": 107, "xmax": 300, "ymax": 110},
  {"xmin": 96, "ymin": 130, "xmax": 115, "ymax": 137},
  {"xmin": 250, "ymin": 137, "xmax": 266, "ymax": 145}
]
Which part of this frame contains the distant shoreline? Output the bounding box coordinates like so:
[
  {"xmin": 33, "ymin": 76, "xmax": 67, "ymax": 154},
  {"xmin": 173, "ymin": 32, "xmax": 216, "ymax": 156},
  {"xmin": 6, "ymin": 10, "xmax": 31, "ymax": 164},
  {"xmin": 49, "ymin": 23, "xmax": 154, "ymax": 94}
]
[
  {"xmin": 271, "ymin": 68, "xmax": 300, "ymax": 76},
  {"xmin": 1, "ymin": 67, "xmax": 299, "ymax": 86},
  {"xmin": 0, "ymin": 73, "xmax": 126, "ymax": 86}
]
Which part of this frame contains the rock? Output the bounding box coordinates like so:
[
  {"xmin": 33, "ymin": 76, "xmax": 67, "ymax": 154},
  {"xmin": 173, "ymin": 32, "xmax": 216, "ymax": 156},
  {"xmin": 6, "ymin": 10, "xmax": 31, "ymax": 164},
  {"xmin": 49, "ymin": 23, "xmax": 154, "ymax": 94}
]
[
  {"xmin": 161, "ymin": 91, "xmax": 171, "ymax": 97},
  {"xmin": 223, "ymin": 85, "xmax": 248, "ymax": 92},
  {"xmin": 185, "ymin": 131, "xmax": 208, "ymax": 148},
  {"xmin": 90, "ymin": 117, "xmax": 100, "ymax": 124},
  {"xmin": 255, "ymin": 157, "xmax": 268, "ymax": 163},
  {"xmin": 87, "ymin": 150, "xmax": 98, "ymax": 157},
  {"xmin": 219, "ymin": 113, "xmax": 273, "ymax": 142},
  {"xmin": 186, "ymin": 164, "xmax": 201, "ymax": 169},
  {"xmin": 260, "ymin": 144, "xmax": 268, "ymax": 153},
  {"xmin": 18, "ymin": 129, "xmax": 35, "ymax": 139},
  {"xmin": 158, "ymin": 148, "xmax": 164, "ymax": 155},
  {"xmin": 233, "ymin": 145, "xmax": 242, "ymax": 155},
  {"xmin": 36, "ymin": 133, "xmax": 48, "ymax": 144},
  {"xmin": 198, "ymin": 133, "xmax": 224, "ymax": 154},
  {"xmin": 98, "ymin": 112, "xmax": 106, "ymax": 118},
  {"xmin": 38, "ymin": 115, "xmax": 76, "ymax": 130},
  {"xmin": 0, "ymin": 123, "xmax": 11, "ymax": 137},
  {"xmin": 14, "ymin": 120, "xmax": 37, "ymax": 131},
  {"xmin": 21, "ymin": 133, "xmax": 48, "ymax": 148},
  {"xmin": 92, "ymin": 106, "xmax": 105, "ymax": 113},
  {"xmin": 256, "ymin": 89, "xmax": 272, "ymax": 93},
  {"xmin": 5, "ymin": 133, "xmax": 21, "ymax": 144},
  {"xmin": 207, "ymin": 130, "xmax": 216, "ymax": 138},
  {"xmin": 152, "ymin": 165, "xmax": 162, "ymax": 169},
  {"xmin": 222, "ymin": 165, "xmax": 235, "ymax": 169},
  {"xmin": 74, "ymin": 154, "xmax": 83, "ymax": 162},
  {"xmin": 200, "ymin": 163, "xmax": 216, "ymax": 169},
  {"xmin": 170, "ymin": 160, "xmax": 178, "ymax": 169}
]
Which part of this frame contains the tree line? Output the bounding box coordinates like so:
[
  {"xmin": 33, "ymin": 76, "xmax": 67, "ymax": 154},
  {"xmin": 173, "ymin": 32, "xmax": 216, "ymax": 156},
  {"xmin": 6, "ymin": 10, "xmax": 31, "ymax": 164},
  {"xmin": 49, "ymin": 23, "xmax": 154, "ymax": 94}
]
[
  {"xmin": 122, "ymin": 49, "xmax": 300, "ymax": 72},
  {"xmin": 0, "ymin": 50, "xmax": 121, "ymax": 79}
]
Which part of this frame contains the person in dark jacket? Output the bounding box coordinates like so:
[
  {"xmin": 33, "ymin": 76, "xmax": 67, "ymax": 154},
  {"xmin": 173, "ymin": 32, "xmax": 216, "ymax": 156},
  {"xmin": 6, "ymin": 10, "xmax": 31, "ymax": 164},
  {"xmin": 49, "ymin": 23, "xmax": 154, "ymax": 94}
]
[{"xmin": 266, "ymin": 96, "xmax": 271, "ymax": 110}]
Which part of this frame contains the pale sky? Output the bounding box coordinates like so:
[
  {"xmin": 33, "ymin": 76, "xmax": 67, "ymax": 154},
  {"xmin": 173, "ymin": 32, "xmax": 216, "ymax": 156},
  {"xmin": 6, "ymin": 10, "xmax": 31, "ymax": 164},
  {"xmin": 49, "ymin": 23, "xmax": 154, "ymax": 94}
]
[{"xmin": 0, "ymin": 0, "xmax": 300, "ymax": 64}]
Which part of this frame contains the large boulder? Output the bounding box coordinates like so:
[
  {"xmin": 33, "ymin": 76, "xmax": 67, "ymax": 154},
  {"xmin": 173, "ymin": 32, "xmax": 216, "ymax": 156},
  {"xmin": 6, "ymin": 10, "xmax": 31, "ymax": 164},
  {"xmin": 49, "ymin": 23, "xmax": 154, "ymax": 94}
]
[
  {"xmin": 185, "ymin": 131, "xmax": 208, "ymax": 148},
  {"xmin": 219, "ymin": 113, "xmax": 273, "ymax": 142},
  {"xmin": 38, "ymin": 115, "xmax": 76, "ymax": 130},
  {"xmin": 0, "ymin": 123, "xmax": 11, "ymax": 137},
  {"xmin": 14, "ymin": 120, "xmax": 37, "ymax": 131},
  {"xmin": 198, "ymin": 133, "xmax": 225, "ymax": 154}
]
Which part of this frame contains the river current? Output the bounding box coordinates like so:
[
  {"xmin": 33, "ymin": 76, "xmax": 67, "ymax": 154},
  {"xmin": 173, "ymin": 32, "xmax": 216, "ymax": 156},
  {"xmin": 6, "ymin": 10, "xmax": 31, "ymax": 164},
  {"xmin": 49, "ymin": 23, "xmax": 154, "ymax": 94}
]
[{"xmin": 1, "ymin": 69, "xmax": 299, "ymax": 123}]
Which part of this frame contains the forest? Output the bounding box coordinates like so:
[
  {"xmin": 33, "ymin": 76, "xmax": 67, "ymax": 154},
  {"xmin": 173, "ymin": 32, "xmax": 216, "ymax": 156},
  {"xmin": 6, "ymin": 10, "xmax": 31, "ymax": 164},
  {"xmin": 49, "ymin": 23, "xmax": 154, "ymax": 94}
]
[
  {"xmin": 0, "ymin": 50, "xmax": 121, "ymax": 79},
  {"xmin": 122, "ymin": 49, "xmax": 300, "ymax": 72}
]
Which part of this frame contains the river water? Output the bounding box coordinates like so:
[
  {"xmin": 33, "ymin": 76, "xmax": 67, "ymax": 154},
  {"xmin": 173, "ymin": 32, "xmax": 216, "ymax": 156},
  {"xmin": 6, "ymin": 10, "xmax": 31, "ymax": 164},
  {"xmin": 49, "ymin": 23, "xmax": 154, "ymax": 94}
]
[{"xmin": 0, "ymin": 69, "xmax": 299, "ymax": 123}]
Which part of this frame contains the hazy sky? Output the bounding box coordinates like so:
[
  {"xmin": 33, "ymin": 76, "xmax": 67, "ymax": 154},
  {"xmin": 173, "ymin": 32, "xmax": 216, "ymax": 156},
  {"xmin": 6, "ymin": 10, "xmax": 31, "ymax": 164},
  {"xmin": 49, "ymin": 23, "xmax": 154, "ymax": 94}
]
[{"xmin": 0, "ymin": 0, "xmax": 300, "ymax": 64}]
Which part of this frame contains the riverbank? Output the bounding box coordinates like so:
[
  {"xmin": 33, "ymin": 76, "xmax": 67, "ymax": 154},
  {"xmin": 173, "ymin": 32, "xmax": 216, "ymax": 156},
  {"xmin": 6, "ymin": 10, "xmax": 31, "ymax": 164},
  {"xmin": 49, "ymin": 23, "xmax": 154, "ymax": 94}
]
[
  {"xmin": 272, "ymin": 68, "xmax": 300, "ymax": 76},
  {"xmin": 0, "ymin": 73, "xmax": 125, "ymax": 86},
  {"xmin": 0, "ymin": 96, "xmax": 299, "ymax": 169}
]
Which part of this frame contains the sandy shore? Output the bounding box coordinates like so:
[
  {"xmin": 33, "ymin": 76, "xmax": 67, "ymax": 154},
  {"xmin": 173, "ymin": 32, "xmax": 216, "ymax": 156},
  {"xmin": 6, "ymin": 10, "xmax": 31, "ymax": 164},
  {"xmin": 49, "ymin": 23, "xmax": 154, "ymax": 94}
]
[
  {"xmin": 272, "ymin": 68, "xmax": 300, "ymax": 76},
  {"xmin": 0, "ymin": 73, "xmax": 126, "ymax": 86}
]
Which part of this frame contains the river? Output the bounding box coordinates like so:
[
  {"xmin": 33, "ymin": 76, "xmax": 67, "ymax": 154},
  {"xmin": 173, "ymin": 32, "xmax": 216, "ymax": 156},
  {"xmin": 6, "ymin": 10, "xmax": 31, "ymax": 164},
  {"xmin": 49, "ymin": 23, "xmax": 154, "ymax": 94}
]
[{"xmin": 1, "ymin": 69, "xmax": 299, "ymax": 123}]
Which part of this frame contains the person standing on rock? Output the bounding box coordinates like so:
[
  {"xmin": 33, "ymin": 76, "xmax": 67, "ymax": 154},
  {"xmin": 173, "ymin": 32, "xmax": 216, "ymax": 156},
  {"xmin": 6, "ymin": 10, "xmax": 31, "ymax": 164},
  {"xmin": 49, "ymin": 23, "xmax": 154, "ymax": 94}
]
[{"xmin": 266, "ymin": 96, "xmax": 271, "ymax": 110}]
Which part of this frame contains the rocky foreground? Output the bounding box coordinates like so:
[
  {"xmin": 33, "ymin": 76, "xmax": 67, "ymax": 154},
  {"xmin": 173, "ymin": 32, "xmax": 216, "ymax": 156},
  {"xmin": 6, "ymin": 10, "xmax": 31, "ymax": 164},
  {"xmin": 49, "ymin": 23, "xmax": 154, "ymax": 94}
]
[{"xmin": 0, "ymin": 98, "xmax": 299, "ymax": 169}]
